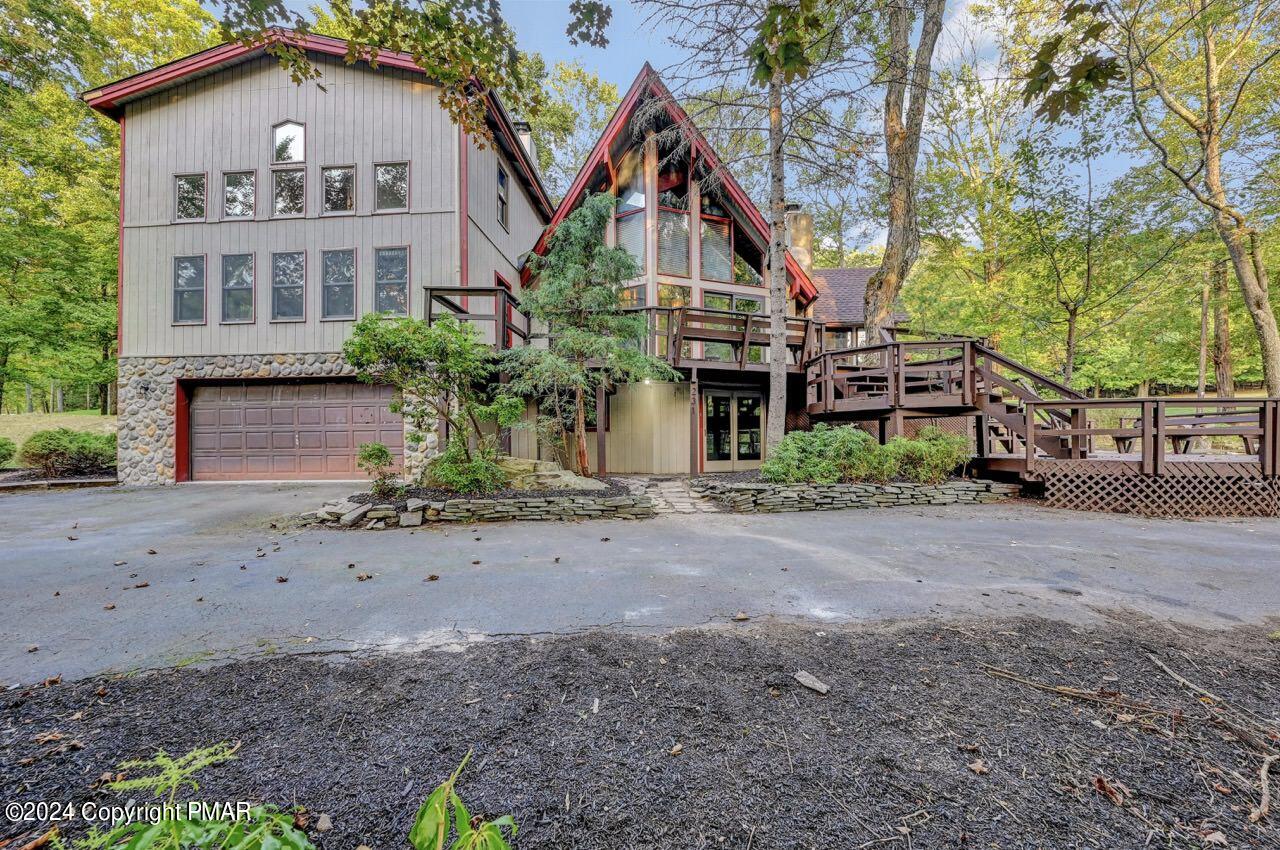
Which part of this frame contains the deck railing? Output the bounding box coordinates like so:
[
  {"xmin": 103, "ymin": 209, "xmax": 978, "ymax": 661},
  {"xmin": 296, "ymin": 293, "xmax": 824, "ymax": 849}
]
[
  {"xmin": 422, "ymin": 285, "xmax": 528, "ymax": 350},
  {"xmin": 806, "ymin": 339, "xmax": 976, "ymax": 413},
  {"xmin": 621, "ymin": 306, "xmax": 818, "ymax": 370},
  {"xmin": 1022, "ymin": 398, "xmax": 1280, "ymax": 477}
]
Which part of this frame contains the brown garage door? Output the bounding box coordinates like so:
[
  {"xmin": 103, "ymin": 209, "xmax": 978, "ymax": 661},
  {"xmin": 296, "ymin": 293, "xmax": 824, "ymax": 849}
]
[{"xmin": 189, "ymin": 382, "xmax": 402, "ymax": 481}]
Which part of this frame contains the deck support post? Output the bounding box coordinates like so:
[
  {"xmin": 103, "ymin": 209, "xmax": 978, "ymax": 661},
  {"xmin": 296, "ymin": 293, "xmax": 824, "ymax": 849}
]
[
  {"xmin": 595, "ymin": 382, "xmax": 607, "ymax": 477},
  {"xmin": 689, "ymin": 370, "xmax": 700, "ymax": 474}
]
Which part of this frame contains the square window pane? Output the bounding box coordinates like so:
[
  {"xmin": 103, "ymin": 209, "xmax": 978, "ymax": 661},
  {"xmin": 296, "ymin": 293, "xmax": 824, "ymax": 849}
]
[
  {"xmin": 223, "ymin": 172, "xmax": 254, "ymax": 218},
  {"xmin": 175, "ymin": 288, "xmax": 204, "ymax": 323},
  {"xmin": 273, "ymin": 169, "xmax": 304, "ymax": 215},
  {"xmin": 375, "ymin": 282, "xmax": 407, "ymax": 315},
  {"xmin": 176, "ymin": 175, "xmax": 205, "ymax": 220},
  {"xmin": 375, "ymin": 163, "xmax": 408, "ymax": 210},
  {"xmin": 174, "ymin": 255, "xmax": 205, "ymax": 290},
  {"xmin": 274, "ymin": 122, "xmax": 304, "ymax": 162},
  {"xmin": 323, "ymin": 283, "xmax": 354, "ymax": 319},
  {"xmin": 222, "ymin": 254, "xmax": 253, "ymax": 288},
  {"xmin": 322, "ymin": 167, "xmax": 355, "ymax": 213},
  {"xmin": 322, "ymin": 249, "xmax": 355, "ymax": 285},
  {"xmin": 272, "ymin": 251, "xmax": 304, "ymax": 287},
  {"xmin": 273, "ymin": 285, "xmax": 304, "ymax": 320},
  {"xmin": 375, "ymin": 247, "xmax": 408, "ymax": 283},
  {"xmin": 223, "ymin": 287, "xmax": 253, "ymax": 322}
]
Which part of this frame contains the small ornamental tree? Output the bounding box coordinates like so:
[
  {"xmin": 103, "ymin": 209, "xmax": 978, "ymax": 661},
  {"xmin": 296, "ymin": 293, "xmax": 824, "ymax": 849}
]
[
  {"xmin": 503, "ymin": 192, "xmax": 677, "ymax": 476},
  {"xmin": 343, "ymin": 313, "xmax": 523, "ymax": 492}
]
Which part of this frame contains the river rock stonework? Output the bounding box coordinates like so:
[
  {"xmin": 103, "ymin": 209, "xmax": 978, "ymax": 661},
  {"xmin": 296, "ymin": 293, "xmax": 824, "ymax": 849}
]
[
  {"xmin": 116, "ymin": 354, "xmax": 432, "ymax": 486},
  {"xmin": 689, "ymin": 478, "xmax": 1021, "ymax": 512}
]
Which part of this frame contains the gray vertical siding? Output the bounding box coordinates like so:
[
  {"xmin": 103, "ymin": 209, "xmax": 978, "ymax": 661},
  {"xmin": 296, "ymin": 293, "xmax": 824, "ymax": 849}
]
[
  {"xmin": 121, "ymin": 54, "xmax": 459, "ymax": 357},
  {"xmin": 466, "ymin": 135, "xmax": 545, "ymax": 294}
]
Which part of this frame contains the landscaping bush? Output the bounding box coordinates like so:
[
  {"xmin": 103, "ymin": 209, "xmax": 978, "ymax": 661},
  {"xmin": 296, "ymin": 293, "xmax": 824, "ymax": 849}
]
[
  {"xmin": 760, "ymin": 424, "xmax": 968, "ymax": 485},
  {"xmin": 882, "ymin": 426, "xmax": 970, "ymax": 484},
  {"xmin": 0, "ymin": 437, "xmax": 15, "ymax": 467},
  {"xmin": 19, "ymin": 428, "xmax": 116, "ymax": 477},
  {"xmin": 426, "ymin": 434, "xmax": 508, "ymax": 495},
  {"xmin": 357, "ymin": 442, "xmax": 403, "ymax": 502}
]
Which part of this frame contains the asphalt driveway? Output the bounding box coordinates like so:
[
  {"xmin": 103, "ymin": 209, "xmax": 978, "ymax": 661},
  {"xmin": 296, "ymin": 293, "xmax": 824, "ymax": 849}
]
[{"xmin": 2, "ymin": 482, "xmax": 1278, "ymax": 684}]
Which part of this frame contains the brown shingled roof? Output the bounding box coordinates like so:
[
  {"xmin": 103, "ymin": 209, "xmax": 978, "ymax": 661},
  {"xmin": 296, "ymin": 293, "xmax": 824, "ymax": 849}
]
[{"xmin": 809, "ymin": 267, "xmax": 909, "ymax": 326}]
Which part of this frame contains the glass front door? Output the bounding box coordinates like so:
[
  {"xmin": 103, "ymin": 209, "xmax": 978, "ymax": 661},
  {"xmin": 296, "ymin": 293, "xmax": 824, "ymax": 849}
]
[{"xmin": 704, "ymin": 390, "xmax": 765, "ymax": 472}]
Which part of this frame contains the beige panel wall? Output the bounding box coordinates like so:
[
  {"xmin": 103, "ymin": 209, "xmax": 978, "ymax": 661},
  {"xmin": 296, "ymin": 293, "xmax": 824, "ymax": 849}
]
[
  {"xmin": 466, "ymin": 134, "xmax": 545, "ymax": 296},
  {"xmin": 604, "ymin": 382, "xmax": 692, "ymax": 474},
  {"xmin": 121, "ymin": 53, "xmax": 460, "ymax": 357}
]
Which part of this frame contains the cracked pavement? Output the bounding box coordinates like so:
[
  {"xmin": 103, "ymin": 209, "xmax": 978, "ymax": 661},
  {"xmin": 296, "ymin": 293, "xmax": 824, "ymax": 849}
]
[{"xmin": 3, "ymin": 482, "xmax": 1279, "ymax": 684}]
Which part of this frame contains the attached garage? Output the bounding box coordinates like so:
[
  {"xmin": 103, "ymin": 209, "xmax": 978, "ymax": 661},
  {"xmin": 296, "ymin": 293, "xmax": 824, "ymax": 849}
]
[{"xmin": 188, "ymin": 382, "xmax": 402, "ymax": 481}]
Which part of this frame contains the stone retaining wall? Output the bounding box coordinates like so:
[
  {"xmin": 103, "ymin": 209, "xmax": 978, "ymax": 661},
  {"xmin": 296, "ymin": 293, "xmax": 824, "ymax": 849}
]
[
  {"xmin": 690, "ymin": 478, "xmax": 1020, "ymax": 513},
  {"xmin": 309, "ymin": 492, "xmax": 656, "ymax": 528}
]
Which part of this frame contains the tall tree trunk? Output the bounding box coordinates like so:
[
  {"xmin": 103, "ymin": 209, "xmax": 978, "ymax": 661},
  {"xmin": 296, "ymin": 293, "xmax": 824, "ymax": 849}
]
[
  {"xmin": 765, "ymin": 68, "xmax": 788, "ymax": 451},
  {"xmin": 1212, "ymin": 259, "xmax": 1235, "ymax": 397},
  {"xmin": 863, "ymin": 0, "xmax": 946, "ymax": 340},
  {"xmin": 574, "ymin": 385, "xmax": 591, "ymax": 477},
  {"xmin": 1063, "ymin": 309, "xmax": 1077, "ymax": 384}
]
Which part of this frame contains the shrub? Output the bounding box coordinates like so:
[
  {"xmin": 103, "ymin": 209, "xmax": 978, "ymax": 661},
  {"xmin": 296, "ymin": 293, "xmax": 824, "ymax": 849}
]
[
  {"xmin": 760, "ymin": 424, "xmax": 968, "ymax": 485},
  {"xmin": 882, "ymin": 426, "xmax": 969, "ymax": 484},
  {"xmin": 0, "ymin": 437, "xmax": 15, "ymax": 467},
  {"xmin": 426, "ymin": 434, "xmax": 508, "ymax": 495},
  {"xmin": 19, "ymin": 429, "xmax": 116, "ymax": 477},
  {"xmin": 357, "ymin": 442, "xmax": 403, "ymax": 502}
]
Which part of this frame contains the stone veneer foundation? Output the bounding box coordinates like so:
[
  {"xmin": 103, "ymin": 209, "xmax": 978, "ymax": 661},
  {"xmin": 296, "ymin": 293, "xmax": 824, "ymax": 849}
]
[{"xmin": 116, "ymin": 354, "xmax": 434, "ymax": 486}]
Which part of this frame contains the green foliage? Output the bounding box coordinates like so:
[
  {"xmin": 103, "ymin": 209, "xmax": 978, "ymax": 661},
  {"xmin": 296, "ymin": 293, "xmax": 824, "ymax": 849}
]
[
  {"xmin": 0, "ymin": 437, "xmax": 15, "ymax": 467},
  {"xmin": 761, "ymin": 424, "xmax": 967, "ymax": 485},
  {"xmin": 356, "ymin": 441, "xmax": 402, "ymax": 501},
  {"xmin": 504, "ymin": 192, "xmax": 677, "ymax": 474},
  {"xmin": 409, "ymin": 751, "xmax": 516, "ymax": 850},
  {"xmin": 745, "ymin": 0, "xmax": 824, "ymax": 85},
  {"xmin": 343, "ymin": 313, "xmax": 523, "ymax": 490},
  {"xmin": 518, "ymin": 54, "xmax": 619, "ymax": 202},
  {"xmin": 881, "ymin": 426, "xmax": 969, "ymax": 484},
  {"xmin": 19, "ymin": 428, "xmax": 115, "ymax": 476},
  {"xmin": 426, "ymin": 434, "xmax": 509, "ymax": 495}
]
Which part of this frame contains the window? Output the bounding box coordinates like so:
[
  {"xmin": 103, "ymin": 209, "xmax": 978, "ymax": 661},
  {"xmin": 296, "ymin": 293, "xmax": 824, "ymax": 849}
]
[
  {"xmin": 322, "ymin": 166, "xmax": 355, "ymax": 213},
  {"xmin": 374, "ymin": 162, "xmax": 409, "ymax": 211},
  {"xmin": 614, "ymin": 148, "xmax": 646, "ymax": 275},
  {"xmin": 321, "ymin": 249, "xmax": 356, "ymax": 319},
  {"xmin": 221, "ymin": 253, "xmax": 254, "ymax": 323},
  {"xmin": 223, "ymin": 172, "xmax": 254, "ymax": 218},
  {"xmin": 175, "ymin": 174, "xmax": 205, "ymax": 221},
  {"xmin": 271, "ymin": 251, "xmax": 305, "ymax": 321},
  {"xmin": 618, "ymin": 284, "xmax": 646, "ymax": 308},
  {"xmin": 701, "ymin": 217, "xmax": 732, "ymax": 281},
  {"xmin": 273, "ymin": 168, "xmax": 304, "ymax": 216},
  {"xmin": 496, "ymin": 164, "xmax": 509, "ymax": 229},
  {"xmin": 273, "ymin": 122, "xmax": 304, "ymax": 163},
  {"xmin": 172, "ymin": 255, "xmax": 205, "ymax": 324},
  {"xmin": 374, "ymin": 247, "xmax": 409, "ymax": 316},
  {"xmin": 656, "ymin": 284, "xmax": 691, "ymax": 358},
  {"xmin": 657, "ymin": 209, "xmax": 690, "ymax": 276}
]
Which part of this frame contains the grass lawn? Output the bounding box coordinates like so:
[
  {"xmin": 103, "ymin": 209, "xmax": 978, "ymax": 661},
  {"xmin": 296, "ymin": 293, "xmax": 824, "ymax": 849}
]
[{"xmin": 0, "ymin": 412, "xmax": 117, "ymax": 467}]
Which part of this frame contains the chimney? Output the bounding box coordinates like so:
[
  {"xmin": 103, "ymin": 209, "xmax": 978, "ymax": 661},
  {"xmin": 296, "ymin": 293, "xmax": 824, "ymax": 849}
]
[
  {"xmin": 785, "ymin": 202, "xmax": 813, "ymax": 276},
  {"xmin": 513, "ymin": 120, "xmax": 536, "ymax": 163}
]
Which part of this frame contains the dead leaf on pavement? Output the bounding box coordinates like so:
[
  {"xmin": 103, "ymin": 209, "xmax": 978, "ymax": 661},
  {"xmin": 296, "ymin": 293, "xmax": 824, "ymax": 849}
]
[
  {"xmin": 356, "ymin": 573, "xmax": 372, "ymax": 581},
  {"xmin": 103, "ymin": 604, "xmax": 115, "ymax": 611},
  {"xmin": 113, "ymin": 560, "xmax": 127, "ymax": 566},
  {"xmin": 732, "ymin": 612, "xmax": 750, "ymax": 622},
  {"xmin": 146, "ymin": 549, "xmax": 157, "ymax": 555},
  {"xmin": 425, "ymin": 575, "xmax": 439, "ymax": 582},
  {"xmin": 275, "ymin": 576, "xmax": 288, "ymax": 583}
]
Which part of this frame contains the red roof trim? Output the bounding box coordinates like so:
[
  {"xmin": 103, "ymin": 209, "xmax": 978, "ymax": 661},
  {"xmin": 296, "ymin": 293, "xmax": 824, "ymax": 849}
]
[
  {"xmin": 82, "ymin": 30, "xmax": 551, "ymax": 220},
  {"xmin": 528, "ymin": 64, "xmax": 817, "ymax": 303}
]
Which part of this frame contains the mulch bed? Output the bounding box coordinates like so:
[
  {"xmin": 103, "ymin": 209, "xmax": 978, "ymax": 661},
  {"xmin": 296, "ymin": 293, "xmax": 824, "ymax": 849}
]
[
  {"xmin": 348, "ymin": 476, "xmax": 631, "ymax": 509},
  {"xmin": 4, "ymin": 616, "xmax": 1279, "ymax": 848}
]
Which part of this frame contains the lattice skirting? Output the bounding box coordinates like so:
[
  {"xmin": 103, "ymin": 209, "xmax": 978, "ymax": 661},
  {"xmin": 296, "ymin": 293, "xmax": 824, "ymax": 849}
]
[{"xmin": 1042, "ymin": 471, "xmax": 1280, "ymax": 518}]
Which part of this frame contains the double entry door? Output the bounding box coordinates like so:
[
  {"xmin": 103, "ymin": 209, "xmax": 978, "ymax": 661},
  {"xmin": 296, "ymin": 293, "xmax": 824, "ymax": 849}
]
[{"xmin": 704, "ymin": 390, "xmax": 765, "ymax": 472}]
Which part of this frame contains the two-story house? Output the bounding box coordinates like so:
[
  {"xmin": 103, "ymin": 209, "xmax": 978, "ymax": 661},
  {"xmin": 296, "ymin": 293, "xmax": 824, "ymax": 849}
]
[{"xmin": 84, "ymin": 32, "xmax": 551, "ymax": 484}]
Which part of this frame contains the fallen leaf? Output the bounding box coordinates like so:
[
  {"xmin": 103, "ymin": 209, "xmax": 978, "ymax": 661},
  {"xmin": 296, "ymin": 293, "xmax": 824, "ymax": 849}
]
[
  {"xmin": 600, "ymin": 537, "xmax": 611, "ymax": 542},
  {"xmin": 356, "ymin": 573, "xmax": 372, "ymax": 581},
  {"xmin": 315, "ymin": 814, "xmax": 332, "ymax": 833},
  {"xmin": 732, "ymin": 611, "xmax": 750, "ymax": 622},
  {"xmin": 103, "ymin": 604, "xmax": 115, "ymax": 611},
  {"xmin": 1202, "ymin": 831, "xmax": 1228, "ymax": 846},
  {"xmin": 67, "ymin": 536, "xmax": 78, "ymax": 541},
  {"xmin": 146, "ymin": 549, "xmax": 157, "ymax": 555},
  {"xmin": 34, "ymin": 731, "xmax": 64, "ymax": 744},
  {"xmin": 425, "ymin": 575, "xmax": 439, "ymax": 582},
  {"xmin": 471, "ymin": 560, "xmax": 481, "ymax": 565},
  {"xmin": 967, "ymin": 759, "xmax": 989, "ymax": 775},
  {"xmin": 1093, "ymin": 775, "xmax": 1127, "ymax": 806},
  {"xmin": 27, "ymin": 645, "xmax": 38, "ymax": 653},
  {"xmin": 42, "ymin": 675, "xmax": 61, "ymax": 687},
  {"xmin": 957, "ymin": 743, "xmax": 980, "ymax": 753},
  {"xmin": 113, "ymin": 560, "xmax": 127, "ymax": 566},
  {"xmin": 669, "ymin": 743, "xmax": 683, "ymax": 756},
  {"xmin": 1213, "ymin": 782, "xmax": 1233, "ymax": 795},
  {"xmin": 291, "ymin": 811, "xmax": 308, "ymax": 830},
  {"xmin": 131, "ymin": 582, "xmax": 149, "ymax": 589},
  {"xmin": 275, "ymin": 576, "xmax": 289, "ymax": 583}
]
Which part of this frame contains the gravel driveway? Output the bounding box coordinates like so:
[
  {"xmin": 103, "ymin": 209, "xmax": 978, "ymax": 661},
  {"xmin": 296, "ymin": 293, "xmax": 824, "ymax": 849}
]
[{"xmin": 2, "ymin": 483, "xmax": 1279, "ymax": 684}]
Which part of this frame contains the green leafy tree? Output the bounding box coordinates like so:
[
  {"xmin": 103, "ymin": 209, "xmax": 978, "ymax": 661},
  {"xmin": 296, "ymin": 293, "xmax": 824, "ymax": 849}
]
[
  {"xmin": 343, "ymin": 313, "xmax": 523, "ymax": 491},
  {"xmin": 519, "ymin": 54, "xmax": 619, "ymax": 202},
  {"xmin": 503, "ymin": 192, "xmax": 676, "ymax": 476}
]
